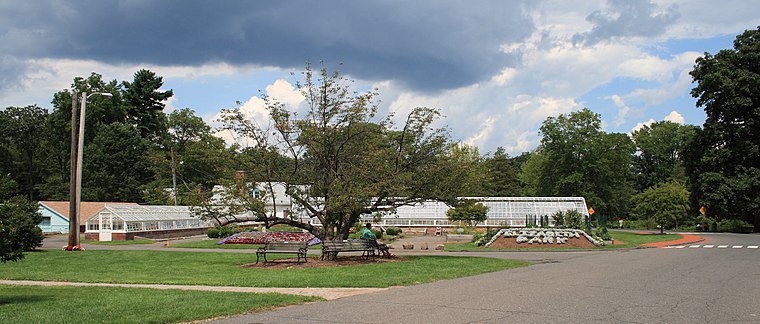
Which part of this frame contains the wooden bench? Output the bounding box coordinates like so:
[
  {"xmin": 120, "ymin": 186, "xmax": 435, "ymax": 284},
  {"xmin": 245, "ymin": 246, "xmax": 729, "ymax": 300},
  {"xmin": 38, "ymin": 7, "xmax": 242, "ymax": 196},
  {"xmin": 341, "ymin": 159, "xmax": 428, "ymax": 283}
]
[
  {"xmin": 321, "ymin": 239, "xmax": 378, "ymax": 260},
  {"xmin": 256, "ymin": 241, "xmax": 309, "ymax": 264}
]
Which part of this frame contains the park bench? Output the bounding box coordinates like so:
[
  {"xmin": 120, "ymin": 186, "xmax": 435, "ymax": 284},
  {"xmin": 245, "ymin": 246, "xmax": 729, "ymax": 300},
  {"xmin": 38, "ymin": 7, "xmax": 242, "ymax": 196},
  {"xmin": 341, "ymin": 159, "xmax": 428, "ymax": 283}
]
[
  {"xmin": 321, "ymin": 238, "xmax": 381, "ymax": 260},
  {"xmin": 256, "ymin": 241, "xmax": 309, "ymax": 264}
]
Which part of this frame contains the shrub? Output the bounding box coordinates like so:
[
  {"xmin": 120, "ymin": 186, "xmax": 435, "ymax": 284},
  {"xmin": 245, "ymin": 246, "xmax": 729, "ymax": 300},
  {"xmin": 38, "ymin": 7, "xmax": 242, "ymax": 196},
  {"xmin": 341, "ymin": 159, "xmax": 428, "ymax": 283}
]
[
  {"xmin": 0, "ymin": 197, "xmax": 44, "ymax": 263},
  {"xmin": 385, "ymin": 227, "xmax": 402, "ymax": 236},
  {"xmin": 206, "ymin": 227, "xmax": 220, "ymax": 238},
  {"xmin": 372, "ymin": 229, "xmax": 383, "ymax": 239},
  {"xmin": 594, "ymin": 226, "xmax": 612, "ymax": 241},
  {"xmin": 716, "ymin": 219, "xmax": 754, "ymax": 233},
  {"xmin": 472, "ymin": 229, "xmax": 499, "ymax": 246}
]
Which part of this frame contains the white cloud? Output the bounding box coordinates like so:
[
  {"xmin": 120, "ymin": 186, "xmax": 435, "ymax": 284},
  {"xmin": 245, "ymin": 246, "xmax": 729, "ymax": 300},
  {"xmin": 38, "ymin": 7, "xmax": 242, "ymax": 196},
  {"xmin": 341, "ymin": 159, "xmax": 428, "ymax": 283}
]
[{"xmin": 664, "ymin": 110, "xmax": 685, "ymax": 124}]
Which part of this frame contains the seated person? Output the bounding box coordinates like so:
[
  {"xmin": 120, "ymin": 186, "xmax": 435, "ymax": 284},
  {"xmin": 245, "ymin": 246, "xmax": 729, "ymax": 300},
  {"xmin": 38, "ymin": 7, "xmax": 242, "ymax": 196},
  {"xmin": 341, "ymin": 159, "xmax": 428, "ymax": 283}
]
[{"xmin": 361, "ymin": 223, "xmax": 391, "ymax": 257}]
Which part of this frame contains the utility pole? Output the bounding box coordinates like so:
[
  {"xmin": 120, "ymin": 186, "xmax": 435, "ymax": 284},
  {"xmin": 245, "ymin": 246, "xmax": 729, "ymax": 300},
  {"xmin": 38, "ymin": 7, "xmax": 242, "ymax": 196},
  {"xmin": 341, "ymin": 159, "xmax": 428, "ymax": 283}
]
[{"xmin": 67, "ymin": 92, "xmax": 79, "ymax": 249}]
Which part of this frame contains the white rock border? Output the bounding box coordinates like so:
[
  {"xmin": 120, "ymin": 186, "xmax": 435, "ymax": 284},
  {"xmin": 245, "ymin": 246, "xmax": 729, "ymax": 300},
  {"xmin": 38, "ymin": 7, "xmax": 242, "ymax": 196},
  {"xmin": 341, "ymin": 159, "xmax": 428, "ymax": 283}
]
[{"xmin": 484, "ymin": 228, "xmax": 605, "ymax": 247}]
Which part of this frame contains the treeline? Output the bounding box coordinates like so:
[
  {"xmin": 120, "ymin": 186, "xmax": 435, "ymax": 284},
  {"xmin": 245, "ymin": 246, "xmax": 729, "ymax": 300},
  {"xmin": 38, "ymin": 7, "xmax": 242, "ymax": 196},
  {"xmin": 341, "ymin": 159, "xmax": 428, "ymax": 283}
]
[{"xmin": 0, "ymin": 70, "xmax": 235, "ymax": 205}]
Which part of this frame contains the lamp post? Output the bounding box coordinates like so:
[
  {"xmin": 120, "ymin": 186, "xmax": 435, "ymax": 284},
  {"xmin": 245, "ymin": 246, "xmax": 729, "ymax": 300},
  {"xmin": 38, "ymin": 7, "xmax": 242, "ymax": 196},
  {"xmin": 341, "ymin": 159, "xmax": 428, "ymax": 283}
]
[{"xmin": 66, "ymin": 91, "xmax": 112, "ymax": 250}]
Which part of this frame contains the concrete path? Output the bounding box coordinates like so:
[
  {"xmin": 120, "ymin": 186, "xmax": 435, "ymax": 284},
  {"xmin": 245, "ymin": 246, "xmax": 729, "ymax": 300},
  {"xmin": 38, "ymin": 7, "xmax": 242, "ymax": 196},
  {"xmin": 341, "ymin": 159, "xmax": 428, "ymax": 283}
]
[{"xmin": 0, "ymin": 280, "xmax": 388, "ymax": 300}]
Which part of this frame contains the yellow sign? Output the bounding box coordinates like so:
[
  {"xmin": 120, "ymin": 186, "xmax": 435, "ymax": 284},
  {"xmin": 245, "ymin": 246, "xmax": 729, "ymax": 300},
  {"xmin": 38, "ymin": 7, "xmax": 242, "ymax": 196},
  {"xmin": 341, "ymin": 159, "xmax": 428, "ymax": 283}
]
[
  {"xmin": 588, "ymin": 208, "xmax": 595, "ymax": 215},
  {"xmin": 699, "ymin": 206, "xmax": 706, "ymax": 215}
]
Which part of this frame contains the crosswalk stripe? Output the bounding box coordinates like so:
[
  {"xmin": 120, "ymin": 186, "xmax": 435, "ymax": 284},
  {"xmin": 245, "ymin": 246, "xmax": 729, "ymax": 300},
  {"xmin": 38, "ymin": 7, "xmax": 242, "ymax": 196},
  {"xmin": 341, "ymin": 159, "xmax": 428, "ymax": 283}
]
[
  {"xmin": 703, "ymin": 245, "xmax": 714, "ymax": 248},
  {"xmin": 732, "ymin": 246, "xmax": 743, "ymax": 249},
  {"xmin": 748, "ymin": 246, "xmax": 758, "ymax": 249},
  {"xmin": 718, "ymin": 245, "xmax": 728, "ymax": 248}
]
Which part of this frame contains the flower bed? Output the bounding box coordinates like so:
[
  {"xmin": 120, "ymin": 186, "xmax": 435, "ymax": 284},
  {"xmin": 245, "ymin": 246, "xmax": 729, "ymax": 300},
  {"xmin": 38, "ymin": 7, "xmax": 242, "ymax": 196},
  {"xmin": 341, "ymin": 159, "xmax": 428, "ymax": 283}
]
[{"xmin": 218, "ymin": 231, "xmax": 321, "ymax": 246}]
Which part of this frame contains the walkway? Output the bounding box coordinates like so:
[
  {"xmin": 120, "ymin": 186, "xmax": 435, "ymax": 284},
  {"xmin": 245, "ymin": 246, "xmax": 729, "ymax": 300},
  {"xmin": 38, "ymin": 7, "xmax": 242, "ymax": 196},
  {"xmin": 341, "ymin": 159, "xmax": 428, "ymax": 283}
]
[
  {"xmin": 0, "ymin": 280, "xmax": 389, "ymax": 300},
  {"xmin": 641, "ymin": 233, "xmax": 705, "ymax": 248}
]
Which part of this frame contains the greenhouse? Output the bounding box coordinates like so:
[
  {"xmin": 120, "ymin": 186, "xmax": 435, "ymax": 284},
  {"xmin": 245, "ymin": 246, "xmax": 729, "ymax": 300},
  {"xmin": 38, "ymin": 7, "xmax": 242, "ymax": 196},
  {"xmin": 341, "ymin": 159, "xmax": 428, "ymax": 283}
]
[
  {"xmin": 84, "ymin": 205, "xmax": 214, "ymax": 241},
  {"xmin": 347, "ymin": 197, "xmax": 590, "ymax": 228}
]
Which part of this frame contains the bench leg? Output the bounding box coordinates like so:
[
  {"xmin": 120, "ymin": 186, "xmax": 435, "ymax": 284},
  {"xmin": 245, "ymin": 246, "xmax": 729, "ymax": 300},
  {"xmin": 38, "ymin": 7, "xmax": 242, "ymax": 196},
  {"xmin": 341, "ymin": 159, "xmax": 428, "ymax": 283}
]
[{"xmin": 256, "ymin": 252, "xmax": 260, "ymax": 264}]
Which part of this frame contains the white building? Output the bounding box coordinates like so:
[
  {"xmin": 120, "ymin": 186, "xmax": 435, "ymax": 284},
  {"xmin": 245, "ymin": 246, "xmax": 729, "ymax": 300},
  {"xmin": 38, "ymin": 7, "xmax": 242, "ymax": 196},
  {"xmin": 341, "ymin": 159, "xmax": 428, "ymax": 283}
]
[{"xmin": 357, "ymin": 197, "xmax": 590, "ymax": 229}]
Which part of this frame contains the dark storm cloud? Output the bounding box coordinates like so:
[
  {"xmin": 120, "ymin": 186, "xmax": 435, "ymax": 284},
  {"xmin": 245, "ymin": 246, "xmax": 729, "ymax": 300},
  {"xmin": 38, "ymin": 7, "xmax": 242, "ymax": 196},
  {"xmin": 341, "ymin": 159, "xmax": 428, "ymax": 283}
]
[
  {"xmin": 573, "ymin": 0, "xmax": 680, "ymax": 45},
  {"xmin": 0, "ymin": 0, "xmax": 535, "ymax": 91}
]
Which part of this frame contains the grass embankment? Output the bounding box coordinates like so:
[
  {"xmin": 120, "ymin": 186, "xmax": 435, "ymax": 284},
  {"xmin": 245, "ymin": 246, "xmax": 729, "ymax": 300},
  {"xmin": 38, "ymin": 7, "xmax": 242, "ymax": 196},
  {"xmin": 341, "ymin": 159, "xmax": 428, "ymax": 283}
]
[
  {"xmin": 444, "ymin": 231, "xmax": 683, "ymax": 251},
  {"xmin": 0, "ymin": 250, "xmax": 528, "ymax": 288},
  {"xmin": 0, "ymin": 285, "xmax": 319, "ymax": 324}
]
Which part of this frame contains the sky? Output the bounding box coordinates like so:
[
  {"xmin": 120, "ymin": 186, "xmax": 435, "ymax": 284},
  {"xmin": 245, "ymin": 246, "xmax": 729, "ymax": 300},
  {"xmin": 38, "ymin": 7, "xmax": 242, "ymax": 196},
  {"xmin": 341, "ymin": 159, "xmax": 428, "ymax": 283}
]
[{"xmin": 1, "ymin": 0, "xmax": 759, "ymax": 155}]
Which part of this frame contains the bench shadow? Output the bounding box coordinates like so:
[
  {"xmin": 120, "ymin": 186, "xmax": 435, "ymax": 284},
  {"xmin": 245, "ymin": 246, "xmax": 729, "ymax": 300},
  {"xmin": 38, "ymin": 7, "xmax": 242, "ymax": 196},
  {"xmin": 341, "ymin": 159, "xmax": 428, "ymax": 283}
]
[{"xmin": 0, "ymin": 295, "xmax": 50, "ymax": 305}]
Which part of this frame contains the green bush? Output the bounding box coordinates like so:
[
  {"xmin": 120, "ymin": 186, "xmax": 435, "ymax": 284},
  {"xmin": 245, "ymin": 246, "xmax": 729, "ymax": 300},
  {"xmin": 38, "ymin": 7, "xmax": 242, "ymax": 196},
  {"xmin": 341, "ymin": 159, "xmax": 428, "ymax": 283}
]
[
  {"xmin": 622, "ymin": 219, "xmax": 658, "ymax": 230},
  {"xmin": 372, "ymin": 229, "xmax": 383, "ymax": 239},
  {"xmin": 206, "ymin": 227, "xmax": 220, "ymax": 238},
  {"xmin": 472, "ymin": 229, "xmax": 499, "ymax": 246},
  {"xmin": 716, "ymin": 219, "xmax": 754, "ymax": 233},
  {"xmin": 593, "ymin": 226, "xmax": 612, "ymax": 241},
  {"xmin": 0, "ymin": 196, "xmax": 44, "ymax": 263},
  {"xmin": 386, "ymin": 227, "xmax": 402, "ymax": 236}
]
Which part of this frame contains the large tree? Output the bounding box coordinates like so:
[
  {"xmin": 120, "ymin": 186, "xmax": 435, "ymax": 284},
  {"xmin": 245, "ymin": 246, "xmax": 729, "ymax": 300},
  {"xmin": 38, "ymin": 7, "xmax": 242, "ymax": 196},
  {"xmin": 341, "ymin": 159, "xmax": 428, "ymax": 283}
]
[
  {"xmin": 631, "ymin": 182, "xmax": 690, "ymax": 234},
  {"xmin": 483, "ymin": 147, "xmax": 523, "ymax": 196},
  {"xmin": 520, "ymin": 108, "xmax": 635, "ymax": 216},
  {"xmin": 685, "ymin": 26, "xmax": 760, "ymax": 229},
  {"xmin": 631, "ymin": 121, "xmax": 697, "ymax": 192},
  {"xmin": 195, "ymin": 63, "xmax": 464, "ymax": 240},
  {"xmin": 0, "ymin": 105, "xmax": 49, "ymax": 200},
  {"xmin": 122, "ymin": 69, "xmax": 174, "ymax": 141}
]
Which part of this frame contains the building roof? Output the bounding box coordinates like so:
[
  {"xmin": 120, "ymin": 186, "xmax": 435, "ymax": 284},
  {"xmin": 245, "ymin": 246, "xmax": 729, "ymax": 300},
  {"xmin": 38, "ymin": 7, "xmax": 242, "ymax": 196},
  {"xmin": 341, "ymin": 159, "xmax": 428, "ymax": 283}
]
[
  {"xmin": 40, "ymin": 201, "xmax": 139, "ymax": 221},
  {"xmin": 90, "ymin": 205, "xmax": 204, "ymax": 222}
]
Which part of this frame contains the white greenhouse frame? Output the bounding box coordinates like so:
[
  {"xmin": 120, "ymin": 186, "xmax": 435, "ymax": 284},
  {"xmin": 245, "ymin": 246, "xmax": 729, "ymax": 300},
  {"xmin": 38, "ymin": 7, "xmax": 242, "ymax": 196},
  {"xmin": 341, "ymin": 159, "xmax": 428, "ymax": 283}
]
[
  {"xmin": 85, "ymin": 205, "xmax": 214, "ymax": 241},
  {"xmin": 349, "ymin": 197, "xmax": 590, "ymax": 228}
]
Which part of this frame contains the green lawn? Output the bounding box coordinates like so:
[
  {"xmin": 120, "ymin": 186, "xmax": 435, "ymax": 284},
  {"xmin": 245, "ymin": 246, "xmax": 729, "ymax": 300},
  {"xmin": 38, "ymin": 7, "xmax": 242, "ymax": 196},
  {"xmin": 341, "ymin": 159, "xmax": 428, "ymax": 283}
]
[
  {"xmin": 0, "ymin": 284, "xmax": 319, "ymax": 324},
  {"xmin": 603, "ymin": 231, "xmax": 682, "ymax": 248},
  {"xmin": 168, "ymin": 239, "xmax": 260, "ymax": 249},
  {"xmin": 82, "ymin": 239, "xmax": 155, "ymax": 245},
  {"xmin": 444, "ymin": 230, "xmax": 683, "ymax": 251},
  {"xmin": 0, "ymin": 250, "xmax": 528, "ymax": 288}
]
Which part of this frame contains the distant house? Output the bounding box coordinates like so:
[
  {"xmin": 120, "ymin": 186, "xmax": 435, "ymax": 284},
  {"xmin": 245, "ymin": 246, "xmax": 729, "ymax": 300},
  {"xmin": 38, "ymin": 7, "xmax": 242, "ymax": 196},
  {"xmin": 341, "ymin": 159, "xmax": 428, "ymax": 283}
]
[{"xmin": 37, "ymin": 201, "xmax": 138, "ymax": 233}]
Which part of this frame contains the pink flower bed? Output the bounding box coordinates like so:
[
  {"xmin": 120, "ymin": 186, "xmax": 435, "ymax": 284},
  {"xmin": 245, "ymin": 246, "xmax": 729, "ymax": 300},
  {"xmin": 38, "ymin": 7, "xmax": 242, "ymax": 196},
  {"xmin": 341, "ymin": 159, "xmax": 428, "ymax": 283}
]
[{"xmin": 219, "ymin": 231, "xmax": 320, "ymax": 245}]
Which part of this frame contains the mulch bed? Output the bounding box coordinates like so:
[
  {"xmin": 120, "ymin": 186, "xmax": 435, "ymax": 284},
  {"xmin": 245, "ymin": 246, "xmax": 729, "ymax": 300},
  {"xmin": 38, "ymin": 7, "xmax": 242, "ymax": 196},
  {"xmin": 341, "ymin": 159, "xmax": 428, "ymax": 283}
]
[
  {"xmin": 242, "ymin": 255, "xmax": 409, "ymax": 269},
  {"xmin": 487, "ymin": 235, "xmax": 598, "ymax": 248}
]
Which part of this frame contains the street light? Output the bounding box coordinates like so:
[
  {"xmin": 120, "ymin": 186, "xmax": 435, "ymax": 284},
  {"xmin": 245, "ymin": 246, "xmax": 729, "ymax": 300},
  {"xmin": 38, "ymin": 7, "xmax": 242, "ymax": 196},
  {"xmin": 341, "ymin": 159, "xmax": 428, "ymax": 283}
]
[{"xmin": 66, "ymin": 91, "xmax": 113, "ymax": 249}]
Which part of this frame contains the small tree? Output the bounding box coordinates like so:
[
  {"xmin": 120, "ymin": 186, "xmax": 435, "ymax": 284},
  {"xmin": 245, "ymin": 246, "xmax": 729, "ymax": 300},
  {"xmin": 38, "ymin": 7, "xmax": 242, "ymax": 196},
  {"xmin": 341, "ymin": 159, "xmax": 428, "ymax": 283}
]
[
  {"xmin": 0, "ymin": 197, "xmax": 44, "ymax": 263},
  {"xmin": 194, "ymin": 63, "xmax": 466, "ymax": 241},
  {"xmin": 446, "ymin": 199, "xmax": 489, "ymax": 227},
  {"xmin": 632, "ymin": 182, "xmax": 690, "ymax": 234}
]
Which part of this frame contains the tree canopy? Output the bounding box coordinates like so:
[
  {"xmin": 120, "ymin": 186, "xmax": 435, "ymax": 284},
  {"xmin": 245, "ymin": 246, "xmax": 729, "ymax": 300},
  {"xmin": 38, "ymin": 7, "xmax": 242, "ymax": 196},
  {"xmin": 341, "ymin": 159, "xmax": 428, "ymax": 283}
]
[
  {"xmin": 0, "ymin": 197, "xmax": 44, "ymax": 263},
  {"xmin": 198, "ymin": 63, "xmax": 466, "ymax": 240},
  {"xmin": 685, "ymin": 26, "xmax": 760, "ymax": 229}
]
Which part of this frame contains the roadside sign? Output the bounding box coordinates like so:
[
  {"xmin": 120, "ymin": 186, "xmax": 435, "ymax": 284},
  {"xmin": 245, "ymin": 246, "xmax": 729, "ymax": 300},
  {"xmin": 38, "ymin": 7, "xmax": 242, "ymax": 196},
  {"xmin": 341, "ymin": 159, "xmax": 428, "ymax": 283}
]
[
  {"xmin": 588, "ymin": 208, "xmax": 595, "ymax": 215},
  {"xmin": 699, "ymin": 206, "xmax": 706, "ymax": 215}
]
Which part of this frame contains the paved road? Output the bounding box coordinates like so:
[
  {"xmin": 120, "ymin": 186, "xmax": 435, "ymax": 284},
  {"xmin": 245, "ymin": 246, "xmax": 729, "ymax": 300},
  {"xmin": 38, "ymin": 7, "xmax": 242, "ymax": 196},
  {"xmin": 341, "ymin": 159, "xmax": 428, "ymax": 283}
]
[{"xmin": 212, "ymin": 233, "xmax": 760, "ymax": 324}]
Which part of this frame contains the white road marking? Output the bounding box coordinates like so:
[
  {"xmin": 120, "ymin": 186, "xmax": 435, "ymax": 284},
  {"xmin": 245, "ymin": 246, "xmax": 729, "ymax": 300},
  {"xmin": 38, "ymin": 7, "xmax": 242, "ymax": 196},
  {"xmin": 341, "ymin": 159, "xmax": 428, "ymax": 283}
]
[
  {"xmin": 732, "ymin": 246, "xmax": 743, "ymax": 249},
  {"xmin": 703, "ymin": 245, "xmax": 715, "ymax": 248},
  {"xmin": 689, "ymin": 245, "xmax": 701, "ymax": 248},
  {"xmin": 748, "ymin": 246, "xmax": 758, "ymax": 249},
  {"xmin": 718, "ymin": 245, "xmax": 728, "ymax": 248},
  {"xmin": 675, "ymin": 246, "xmax": 686, "ymax": 249}
]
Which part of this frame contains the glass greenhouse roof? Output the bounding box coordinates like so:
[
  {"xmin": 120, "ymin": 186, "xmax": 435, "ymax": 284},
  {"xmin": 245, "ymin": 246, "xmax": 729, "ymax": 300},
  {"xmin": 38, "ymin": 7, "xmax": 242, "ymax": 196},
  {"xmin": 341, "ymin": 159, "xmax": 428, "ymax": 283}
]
[{"xmin": 87, "ymin": 205, "xmax": 202, "ymax": 222}]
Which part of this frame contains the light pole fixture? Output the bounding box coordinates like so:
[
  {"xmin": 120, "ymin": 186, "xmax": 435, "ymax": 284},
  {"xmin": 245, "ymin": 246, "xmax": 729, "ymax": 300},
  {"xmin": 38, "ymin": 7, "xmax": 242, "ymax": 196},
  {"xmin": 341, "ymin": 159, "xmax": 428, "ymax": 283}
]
[{"xmin": 66, "ymin": 91, "xmax": 113, "ymax": 250}]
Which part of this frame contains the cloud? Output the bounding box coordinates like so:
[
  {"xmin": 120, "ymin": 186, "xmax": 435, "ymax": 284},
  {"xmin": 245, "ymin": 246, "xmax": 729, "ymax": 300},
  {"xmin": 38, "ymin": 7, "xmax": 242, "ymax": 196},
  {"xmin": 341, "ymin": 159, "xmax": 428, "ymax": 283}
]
[
  {"xmin": 630, "ymin": 110, "xmax": 685, "ymax": 133},
  {"xmin": 0, "ymin": 1, "xmax": 536, "ymax": 92},
  {"xmin": 572, "ymin": 0, "xmax": 681, "ymax": 45},
  {"xmin": 664, "ymin": 110, "xmax": 685, "ymax": 124}
]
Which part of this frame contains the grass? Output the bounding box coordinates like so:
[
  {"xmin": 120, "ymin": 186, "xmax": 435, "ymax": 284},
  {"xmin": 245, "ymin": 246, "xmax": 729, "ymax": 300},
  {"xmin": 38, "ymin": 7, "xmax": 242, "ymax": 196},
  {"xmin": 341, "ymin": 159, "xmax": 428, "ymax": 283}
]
[
  {"xmin": 603, "ymin": 231, "xmax": 683, "ymax": 248},
  {"xmin": 444, "ymin": 230, "xmax": 684, "ymax": 251},
  {"xmin": 168, "ymin": 239, "xmax": 260, "ymax": 249},
  {"xmin": 0, "ymin": 284, "xmax": 319, "ymax": 324},
  {"xmin": 0, "ymin": 250, "xmax": 528, "ymax": 288},
  {"xmin": 82, "ymin": 239, "xmax": 155, "ymax": 245}
]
